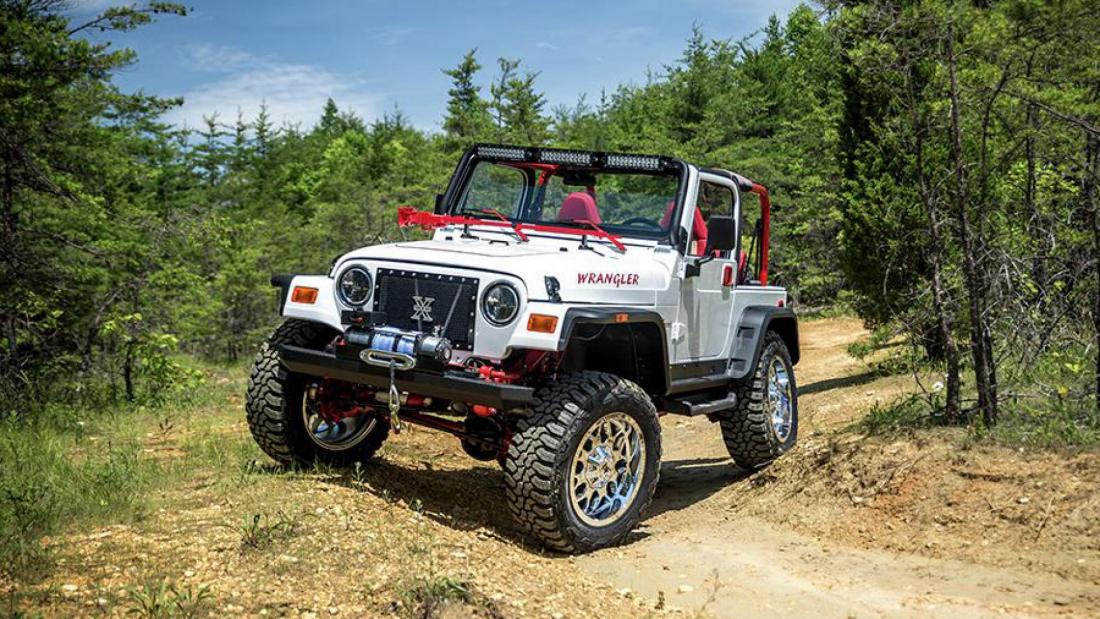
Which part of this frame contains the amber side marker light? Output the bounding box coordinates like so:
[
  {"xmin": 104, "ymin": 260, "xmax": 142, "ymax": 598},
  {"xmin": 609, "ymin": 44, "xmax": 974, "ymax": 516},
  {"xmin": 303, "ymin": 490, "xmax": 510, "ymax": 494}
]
[
  {"xmin": 614, "ymin": 313, "xmax": 630, "ymax": 323},
  {"xmin": 291, "ymin": 286, "xmax": 319, "ymax": 304},
  {"xmin": 527, "ymin": 314, "xmax": 559, "ymax": 333}
]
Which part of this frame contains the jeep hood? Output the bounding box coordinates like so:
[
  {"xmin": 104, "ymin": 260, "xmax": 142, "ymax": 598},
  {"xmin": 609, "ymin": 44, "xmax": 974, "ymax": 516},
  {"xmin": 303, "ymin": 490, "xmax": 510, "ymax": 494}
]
[{"xmin": 338, "ymin": 236, "xmax": 676, "ymax": 305}]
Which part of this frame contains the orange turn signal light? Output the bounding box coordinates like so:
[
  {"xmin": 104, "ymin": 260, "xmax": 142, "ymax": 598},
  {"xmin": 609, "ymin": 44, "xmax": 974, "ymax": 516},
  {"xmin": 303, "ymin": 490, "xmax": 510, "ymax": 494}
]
[
  {"xmin": 614, "ymin": 313, "xmax": 629, "ymax": 323},
  {"xmin": 527, "ymin": 314, "xmax": 559, "ymax": 333},
  {"xmin": 291, "ymin": 286, "xmax": 318, "ymax": 304}
]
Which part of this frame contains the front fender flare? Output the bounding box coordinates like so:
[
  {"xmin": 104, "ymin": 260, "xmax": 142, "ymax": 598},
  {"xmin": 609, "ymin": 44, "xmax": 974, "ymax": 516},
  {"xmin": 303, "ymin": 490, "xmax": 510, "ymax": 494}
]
[
  {"xmin": 271, "ymin": 273, "xmax": 343, "ymax": 332},
  {"xmin": 556, "ymin": 307, "xmax": 670, "ymax": 394}
]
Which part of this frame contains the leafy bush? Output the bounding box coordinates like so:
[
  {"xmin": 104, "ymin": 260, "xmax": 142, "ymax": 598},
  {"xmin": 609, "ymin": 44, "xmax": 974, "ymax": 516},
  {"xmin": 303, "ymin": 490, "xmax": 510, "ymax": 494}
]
[{"xmin": 857, "ymin": 351, "xmax": 1100, "ymax": 448}]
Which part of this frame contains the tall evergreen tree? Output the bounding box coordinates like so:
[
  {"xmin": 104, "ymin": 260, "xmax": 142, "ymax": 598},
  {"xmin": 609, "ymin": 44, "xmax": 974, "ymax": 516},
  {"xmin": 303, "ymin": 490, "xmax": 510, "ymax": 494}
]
[
  {"xmin": 490, "ymin": 57, "xmax": 549, "ymax": 144},
  {"xmin": 442, "ymin": 49, "xmax": 492, "ymax": 148}
]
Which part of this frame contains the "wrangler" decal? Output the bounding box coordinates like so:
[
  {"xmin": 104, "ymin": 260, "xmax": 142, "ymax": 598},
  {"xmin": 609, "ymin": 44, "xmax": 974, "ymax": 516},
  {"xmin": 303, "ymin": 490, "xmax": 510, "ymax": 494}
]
[{"xmin": 577, "ymin": 273, "xmax": 641, "ymax": 287}]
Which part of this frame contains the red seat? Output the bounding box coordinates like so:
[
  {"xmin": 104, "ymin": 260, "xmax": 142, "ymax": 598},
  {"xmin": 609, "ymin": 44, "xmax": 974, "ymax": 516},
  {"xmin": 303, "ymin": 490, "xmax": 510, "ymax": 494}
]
[
  {"xmin": 660, "ymin": 202, "xmax": 708, "ymax": 256},
  {"xmin": 558, "ymin": 192, "xmax": 601, "ymax": 224}
]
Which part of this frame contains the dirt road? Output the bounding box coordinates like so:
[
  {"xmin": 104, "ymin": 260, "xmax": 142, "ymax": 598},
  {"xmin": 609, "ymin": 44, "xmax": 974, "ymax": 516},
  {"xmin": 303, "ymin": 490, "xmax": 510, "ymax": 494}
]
[
  {"xmin": 17, "ymin": 318, "xmax": 1098, "ymax": 618},
  {"xmin": 578, "ymin": 318, "xmax": 1099, "ymax": 618}
]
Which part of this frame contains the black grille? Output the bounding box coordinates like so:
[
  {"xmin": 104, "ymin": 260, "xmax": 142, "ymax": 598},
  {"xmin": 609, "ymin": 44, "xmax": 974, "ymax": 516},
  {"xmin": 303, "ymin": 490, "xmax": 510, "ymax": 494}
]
[{"xmin": 373, "ymin": 269, "xmax": 479, "ymax": 350}]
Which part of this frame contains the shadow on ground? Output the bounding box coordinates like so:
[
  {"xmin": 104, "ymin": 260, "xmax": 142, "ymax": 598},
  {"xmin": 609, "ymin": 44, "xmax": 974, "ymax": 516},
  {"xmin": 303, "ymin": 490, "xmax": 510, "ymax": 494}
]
[
  {"xmin": 799, "ymin": 370, "xmax": 882, "ymax": 396},
  {"xmin": 306, "ymin": 452, "xmax": 752, "ymax": 552}
]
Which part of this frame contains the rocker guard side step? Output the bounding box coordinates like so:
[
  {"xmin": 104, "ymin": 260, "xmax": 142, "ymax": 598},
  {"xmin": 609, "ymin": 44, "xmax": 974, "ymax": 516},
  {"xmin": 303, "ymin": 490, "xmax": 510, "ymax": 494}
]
[
  {"xmin": 660, "ymin": 394, "xmax": 738, "ymax": 416},
  {"xmin": 278, "ymin": 345, "xmax": 536, "ymax": 410}
]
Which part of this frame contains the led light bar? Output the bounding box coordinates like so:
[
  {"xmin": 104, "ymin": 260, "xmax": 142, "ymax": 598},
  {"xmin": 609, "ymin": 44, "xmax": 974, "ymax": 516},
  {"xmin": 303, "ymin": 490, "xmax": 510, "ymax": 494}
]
[
  {"xmin": 539, "ymin": 149, "xmax": 593, "ymax": 166},
  {"xmin": 477, "ymin": 145, "xmax": 527, "ymax": 160},
  {"xmin": 605, "ymin": 153, "xmax": 663, "ymax": 170}
]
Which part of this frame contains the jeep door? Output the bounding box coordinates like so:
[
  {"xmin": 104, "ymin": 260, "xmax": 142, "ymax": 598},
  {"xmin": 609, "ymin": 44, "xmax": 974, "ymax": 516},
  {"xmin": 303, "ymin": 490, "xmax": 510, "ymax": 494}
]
[{"xmin": 672, "ymin": 173, "xmax": 740, "ymax": 361}]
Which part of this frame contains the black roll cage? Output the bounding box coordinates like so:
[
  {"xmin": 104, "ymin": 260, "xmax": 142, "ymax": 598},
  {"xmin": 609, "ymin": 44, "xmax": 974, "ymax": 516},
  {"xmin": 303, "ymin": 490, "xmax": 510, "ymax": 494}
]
[{"xmin": 436, "ymin": 143, "xmax": 692, "ymax": 250}]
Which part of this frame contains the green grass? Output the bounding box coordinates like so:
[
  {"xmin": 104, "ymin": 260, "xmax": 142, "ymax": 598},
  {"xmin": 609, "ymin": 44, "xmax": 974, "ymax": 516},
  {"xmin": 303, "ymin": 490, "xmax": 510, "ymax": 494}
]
[
  {"xmin": 0, "ymin": 423, "xmax": 153, "ymax": 580},
  {"xmin": 0, "ymin": 360, "xmax": 245, "ymax": 582},
  {"xmin": 857, "ymin": 383, "xmax": 1100, "ymax": 449},
  {"xmin": 857, "ymin": 393, "xmax": 938, "ymax": 436}
]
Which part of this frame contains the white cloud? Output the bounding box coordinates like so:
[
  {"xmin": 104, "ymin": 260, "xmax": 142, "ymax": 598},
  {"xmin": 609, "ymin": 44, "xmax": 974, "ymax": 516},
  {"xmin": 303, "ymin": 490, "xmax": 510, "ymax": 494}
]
[
  {"xmin": 166, "ymin": 45, "xmax": 382, "ymax": 130},
  {"xmin": 368, "ymin": 26, "xmax": 414, "ymax": 47},
  {"xmin": 535, "ymin": 41, "xmax": 560, "ymax": 51},
  {"xmin": 66, "ymin": 0, "xmax": 119, "ymax": 14},
  {"xmin": 183, "ymin": 43, "xmax": 259, "ymax": 73}
]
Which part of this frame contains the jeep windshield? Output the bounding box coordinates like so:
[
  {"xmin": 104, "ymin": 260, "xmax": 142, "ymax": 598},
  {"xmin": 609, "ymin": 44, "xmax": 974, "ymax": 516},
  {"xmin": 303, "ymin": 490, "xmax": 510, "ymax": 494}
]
[{"xmin": 450, "ymin": 147, "xmax": 685, "ymax": 243}]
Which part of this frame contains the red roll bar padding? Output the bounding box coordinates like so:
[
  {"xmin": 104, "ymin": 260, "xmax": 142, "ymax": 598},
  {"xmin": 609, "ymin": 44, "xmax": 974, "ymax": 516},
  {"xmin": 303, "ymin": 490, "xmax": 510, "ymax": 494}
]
[{"xmin": 749, "ymin": 183, "xmax": 770, "ymax": 286}]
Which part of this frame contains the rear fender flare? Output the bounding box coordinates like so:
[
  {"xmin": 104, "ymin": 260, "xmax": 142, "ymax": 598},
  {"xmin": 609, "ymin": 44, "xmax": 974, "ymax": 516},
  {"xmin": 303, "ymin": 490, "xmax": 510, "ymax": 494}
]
[{"xmin": 729, "ymin": 306, "xmax": 799, "ymax": 381}]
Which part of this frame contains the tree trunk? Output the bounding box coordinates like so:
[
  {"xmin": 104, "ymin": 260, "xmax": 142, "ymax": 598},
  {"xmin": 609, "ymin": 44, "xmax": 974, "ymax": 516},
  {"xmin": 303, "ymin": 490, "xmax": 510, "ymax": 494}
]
[
  {"xmin": 1024, "ymin": 68, "xmax": 1048, "ymax": 297},
  {"xmin": 123, "ymin": 340, "xmax": 135, "ymax": 403},
  {"xmin": 946, "ymin": 25, "xmax": 998, "ymax": 426},
  {"xmin": 1086, "ymin": 132, "xmax": 1100, "ymax": 413},
  {"xmin": 1, "ymin": 153, "xmax": 17, "ymax": 371},
  {"xmin": 907, "ymin": 69, "xmax": 961, "ymax": 421}
]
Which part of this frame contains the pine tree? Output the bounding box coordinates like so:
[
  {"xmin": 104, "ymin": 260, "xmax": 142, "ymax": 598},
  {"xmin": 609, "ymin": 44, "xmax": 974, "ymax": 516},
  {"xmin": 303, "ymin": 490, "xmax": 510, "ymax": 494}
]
[
  {"xmin": 442, "ymin": 49, "xmax": 492, "ymax": 148},
  {"xmin": 490, "ymin": 58, "xmax": 549, "ymax": 144},
  {"xmin": 319, "ymin": 98, "xmax": 342, "ymax": 135}
]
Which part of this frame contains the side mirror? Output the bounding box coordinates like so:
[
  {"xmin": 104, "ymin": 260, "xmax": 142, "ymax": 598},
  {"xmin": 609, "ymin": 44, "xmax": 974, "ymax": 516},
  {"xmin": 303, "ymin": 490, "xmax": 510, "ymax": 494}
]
[
  {"xmin": 685, "ymin": 255, "xmax": 711, "ymax": 279},
  {"xmin": 705, "ymin": 215, "xmax": 736, "ymax": 253}
]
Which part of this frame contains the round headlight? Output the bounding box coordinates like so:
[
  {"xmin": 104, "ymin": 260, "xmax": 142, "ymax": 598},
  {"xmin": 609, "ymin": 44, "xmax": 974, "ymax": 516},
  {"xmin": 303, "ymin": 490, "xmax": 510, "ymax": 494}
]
[
  {"xmin": 481, "ymin": 283, "xmax": 520, "ymax": 326},
  {"xmin": 337, "ymin": 267, "xmax": 372, "ymax": 306}
]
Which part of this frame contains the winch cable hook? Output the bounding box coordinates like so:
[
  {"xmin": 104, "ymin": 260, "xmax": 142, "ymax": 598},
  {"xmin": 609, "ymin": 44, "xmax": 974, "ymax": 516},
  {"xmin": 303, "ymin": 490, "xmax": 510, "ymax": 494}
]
[{"xmin": 387, "ymin": 359, "xmax": 402, "ymax": 433}]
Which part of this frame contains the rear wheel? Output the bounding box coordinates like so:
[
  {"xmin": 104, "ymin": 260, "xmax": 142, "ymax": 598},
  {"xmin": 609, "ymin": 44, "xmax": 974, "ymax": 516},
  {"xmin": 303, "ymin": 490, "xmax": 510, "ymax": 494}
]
[
  {"xmin": 246, "ymin": 320, "xmax": 389, "ymax": 466},
  {"xmin": 503, "ymin": 372, "xmax": 661, "ymax": 553},
  {"xmin": 718, "ymin": 331, "xmax": 798, "ymax": 469}
]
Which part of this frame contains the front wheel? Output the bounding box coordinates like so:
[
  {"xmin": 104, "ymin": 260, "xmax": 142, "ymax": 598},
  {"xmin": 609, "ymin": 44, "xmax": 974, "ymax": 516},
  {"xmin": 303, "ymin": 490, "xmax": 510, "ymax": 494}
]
[
  {"xmin": 717, "ymin": 330, "xmax": 798, "ymax": 469},
  {"xmin": 502, "ymin": 372, "xmax": 661, "ymax": 553},
  {"xmin": 245, "ymin": 319, "xmax": 390, "ymax": 467}
]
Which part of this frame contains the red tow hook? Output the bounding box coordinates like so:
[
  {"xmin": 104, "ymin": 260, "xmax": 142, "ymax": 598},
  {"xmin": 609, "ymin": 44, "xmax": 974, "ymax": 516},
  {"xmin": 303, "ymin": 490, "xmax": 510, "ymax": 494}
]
[
  {"xmin": 477, "ymin": 365, "xmax": 518, "ymax": 383},
  {"xmin": 471, "ymin": 405, "xmax": 496, "ymax": 417}
]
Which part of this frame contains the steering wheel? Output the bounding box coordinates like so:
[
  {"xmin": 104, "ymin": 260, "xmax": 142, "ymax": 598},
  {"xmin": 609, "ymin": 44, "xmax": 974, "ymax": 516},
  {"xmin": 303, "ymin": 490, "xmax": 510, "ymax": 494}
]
[{"xmin": 620, "ymin": 217, "xmax": 663, "ymax": 230}]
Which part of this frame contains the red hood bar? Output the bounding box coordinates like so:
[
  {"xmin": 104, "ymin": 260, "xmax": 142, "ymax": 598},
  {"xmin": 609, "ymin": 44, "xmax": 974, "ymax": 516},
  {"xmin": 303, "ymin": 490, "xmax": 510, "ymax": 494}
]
[{"xmin": 398, "ymin": 206, "xmax": 627, "ymax": 252}]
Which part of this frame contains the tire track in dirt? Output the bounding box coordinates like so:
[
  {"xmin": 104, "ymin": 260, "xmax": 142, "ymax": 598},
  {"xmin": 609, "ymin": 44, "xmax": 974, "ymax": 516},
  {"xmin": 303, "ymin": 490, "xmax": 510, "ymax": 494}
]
[{"xmin": 576, "ymin": 319, "xmax": 1100, "ymax": 618}]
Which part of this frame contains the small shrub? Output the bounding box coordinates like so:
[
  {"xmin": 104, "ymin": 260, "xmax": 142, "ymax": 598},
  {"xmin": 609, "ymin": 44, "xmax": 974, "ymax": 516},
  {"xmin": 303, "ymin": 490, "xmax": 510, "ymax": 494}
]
[
  {"xmin": 396, "ymin": 575, "xmax": 483, "ymax": 619},
  {"xmin": 857, "ymin": 393, "xmax": 938, "ymax": 436},
  {"xmin": 236, "ymin": 511, "xmax": 301, "ymax": 551},
  {"xmin": 125, "ymin": 578, "xmax": 212, "ymax": 618}
]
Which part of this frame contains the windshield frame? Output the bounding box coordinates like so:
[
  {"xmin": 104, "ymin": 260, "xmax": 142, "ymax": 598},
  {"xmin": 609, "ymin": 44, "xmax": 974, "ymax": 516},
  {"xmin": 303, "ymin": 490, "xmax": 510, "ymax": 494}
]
[{"xmin": 439, "ymin": 145, "xmax": 691, "ymax": 249}]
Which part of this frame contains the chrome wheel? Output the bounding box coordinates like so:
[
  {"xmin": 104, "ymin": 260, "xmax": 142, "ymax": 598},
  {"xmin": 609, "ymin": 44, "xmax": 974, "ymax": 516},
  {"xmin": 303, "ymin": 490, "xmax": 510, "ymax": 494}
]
[
  {"xmin": 768, "ymin": 358, "xmax": 794, "ymax": 441},
  {"xmin": 568, "ymin": 412, "xmax": 646, "ymax": 527},
  {"xmin": 301, "ymin": 385, "xmax": 378, "ymax": 451}
]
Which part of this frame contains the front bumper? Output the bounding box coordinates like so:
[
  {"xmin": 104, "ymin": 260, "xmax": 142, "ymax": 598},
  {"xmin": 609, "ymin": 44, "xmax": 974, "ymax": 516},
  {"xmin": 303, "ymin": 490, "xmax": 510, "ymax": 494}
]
[{"xmin": 278, "ymin": 345, "xmax": 535, "ymax": 410}]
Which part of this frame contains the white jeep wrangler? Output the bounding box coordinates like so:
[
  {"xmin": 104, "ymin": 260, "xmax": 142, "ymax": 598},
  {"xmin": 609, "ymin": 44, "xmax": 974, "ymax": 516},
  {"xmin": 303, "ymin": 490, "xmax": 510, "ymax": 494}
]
[{"xmin": 247, "ymin": 144, "xmax": 799, "ymax": 552}]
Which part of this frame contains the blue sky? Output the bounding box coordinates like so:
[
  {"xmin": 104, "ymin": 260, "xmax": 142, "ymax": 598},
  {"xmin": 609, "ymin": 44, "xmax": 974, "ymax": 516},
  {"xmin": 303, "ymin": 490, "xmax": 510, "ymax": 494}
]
[{"xmin": 74, "ymin": 0, "xmax": 804, "ymax": 132}]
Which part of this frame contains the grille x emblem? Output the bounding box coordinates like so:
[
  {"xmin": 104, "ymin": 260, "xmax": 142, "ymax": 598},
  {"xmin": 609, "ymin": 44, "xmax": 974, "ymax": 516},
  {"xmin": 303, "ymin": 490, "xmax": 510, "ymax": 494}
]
[{"xmin": 411, "ymin": 295, "xmax": 435, "ymax": 322}]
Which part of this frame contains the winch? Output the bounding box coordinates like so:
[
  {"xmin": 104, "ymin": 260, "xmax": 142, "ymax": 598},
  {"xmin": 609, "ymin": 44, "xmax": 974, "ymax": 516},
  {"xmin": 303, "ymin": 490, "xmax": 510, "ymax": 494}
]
[
  {"xmin": 333, "ymin": 326, "xmax": 452, "ymax": 433},
  {"xmin": 339, "ymin": 326, "xmax": 453, "ymax": 371}
]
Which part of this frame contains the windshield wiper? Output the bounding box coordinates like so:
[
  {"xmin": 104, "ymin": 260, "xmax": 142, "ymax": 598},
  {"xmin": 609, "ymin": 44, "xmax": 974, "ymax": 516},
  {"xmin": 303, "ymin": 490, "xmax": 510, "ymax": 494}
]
[
  {"xmin": 566, "ymin": 218, "xmax": 626, "ymax": 252},
  {"xmin": 466, "ymin": 208, "xmax": 529, "ymax": 242}
]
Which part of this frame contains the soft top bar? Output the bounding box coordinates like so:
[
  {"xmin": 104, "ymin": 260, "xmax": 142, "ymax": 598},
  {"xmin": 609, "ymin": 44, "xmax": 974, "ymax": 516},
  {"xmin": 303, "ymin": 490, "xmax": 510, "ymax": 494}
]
[{"xmin": 700, "ymin": 167, "xmax": 772, "ymax": 286}]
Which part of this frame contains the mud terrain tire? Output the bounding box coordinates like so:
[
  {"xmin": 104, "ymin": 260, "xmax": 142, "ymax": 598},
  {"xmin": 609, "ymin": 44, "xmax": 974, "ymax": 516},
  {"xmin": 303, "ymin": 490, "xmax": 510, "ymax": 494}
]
[
  {"xmin": 503, "ymin": 372, "xmax": 661, "ymax": 553},
  {"xmin": 718, "ymin": 330, "xmax": 798, "ymax": 469},
  {"xmin": 246, "ymin": 319, "xmax": 389, "ymax": 467}
]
